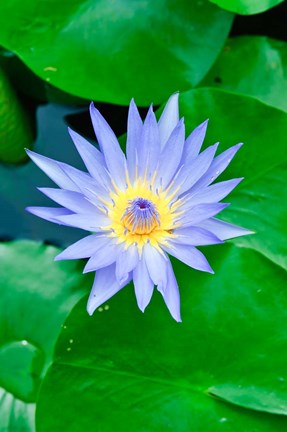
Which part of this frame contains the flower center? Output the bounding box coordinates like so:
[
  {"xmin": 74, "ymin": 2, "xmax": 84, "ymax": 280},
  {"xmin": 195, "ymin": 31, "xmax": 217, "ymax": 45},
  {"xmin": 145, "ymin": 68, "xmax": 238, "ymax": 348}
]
[{"xmin": 121, "ymin": 197, "xmax": 160, "ymax": 234}]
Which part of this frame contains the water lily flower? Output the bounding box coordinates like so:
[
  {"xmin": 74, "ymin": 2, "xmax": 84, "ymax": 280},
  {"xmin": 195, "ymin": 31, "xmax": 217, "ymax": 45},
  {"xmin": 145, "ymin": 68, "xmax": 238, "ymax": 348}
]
[{"xmin": 26, "ymin": 94, "xmax": 251, "ymax": 322}]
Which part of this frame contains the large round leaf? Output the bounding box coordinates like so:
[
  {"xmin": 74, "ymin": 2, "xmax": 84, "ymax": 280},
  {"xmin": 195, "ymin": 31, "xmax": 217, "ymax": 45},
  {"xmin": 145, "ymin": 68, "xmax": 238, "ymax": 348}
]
[
  {"xmin": 0, "ymin": 241, "xmax": 90, "ymax": 431},
  {"xmin": 209, "ymin": 0, "xmax": 284, "ymax": 15},
  {"xmin": 35, "ymin": 88, "xmax": 287, "ymax": 430},
  {"xmin": 36, "ymin": 245, "xmax": 287, "ymax": 431},
  {"xmin": 200, "ymin": 36, "xmax": 287, "ymax": 111},
  {"xmin": 178, "ymin": 88, "xmax": 287, "ymax": 270},
  {"xmin": 0, "ymin": 0, "xmax": 233, "ymax": 105}
]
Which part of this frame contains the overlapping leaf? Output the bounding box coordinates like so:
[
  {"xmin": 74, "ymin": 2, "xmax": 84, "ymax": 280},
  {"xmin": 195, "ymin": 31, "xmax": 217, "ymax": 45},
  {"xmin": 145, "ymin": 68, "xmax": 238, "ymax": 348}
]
[
  {"xmin": 0, "ymin": 241, "xmax": 90, "ymax": 431},
  {"xmin": 179, "ymin": 88, "xmax": 287, "ymax": 270},
  {"xmin": 36, "ymin": 246, "xmax": 287, "ymax": 431},
  {"xmin": 0, "ymin": 66, "xmax": 33, "ymax": 163},
  {"xmin": 200, "ymin": 36, "xmax": 287, "ymax": 111},
  {"xmin": 209, "ymin": 0, "xmax": 284, "ymax": 15},
  {"xmin": 0, "ymin": 0, "xmax": 233, "ymax": 104}
]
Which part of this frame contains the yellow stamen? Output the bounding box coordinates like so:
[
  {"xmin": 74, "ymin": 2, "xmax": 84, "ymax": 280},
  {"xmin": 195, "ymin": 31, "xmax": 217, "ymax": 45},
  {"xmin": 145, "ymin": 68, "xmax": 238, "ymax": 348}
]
[{"xmin": 106, "ymin": 176, "xmax": 180, "ymax": 252}]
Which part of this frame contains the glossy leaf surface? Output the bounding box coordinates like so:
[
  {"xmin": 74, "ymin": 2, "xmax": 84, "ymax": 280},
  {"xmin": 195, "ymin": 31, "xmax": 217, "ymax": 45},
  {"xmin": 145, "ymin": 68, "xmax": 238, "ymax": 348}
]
[
  {"xmin": 0, "ymin": 241, "xmax": 89, "ymax": 431},
  {"xmin": 179, "ymin": 88, "xmax": 287, "ymax": 270},
  {"xmin": 209, "ymin": 0, "xmax": 284, "ymax": 15},
  {"xmin": 37, "ymin": 246, "xmax": 287, "ymax": 431},
  {"xmin": 0, "ymin": 66, "xmax": 33, "ymax": 163},
  {"xmin": 0, "ymin": 0, "xmax": 233, "ymax": 104},
  {"xmin": 36, "ymin": 87, "xmax": 287, "ymax": 430},
  {"xmin": 201, "ymin": 36, "xmax": 287, "ymax": 111}
]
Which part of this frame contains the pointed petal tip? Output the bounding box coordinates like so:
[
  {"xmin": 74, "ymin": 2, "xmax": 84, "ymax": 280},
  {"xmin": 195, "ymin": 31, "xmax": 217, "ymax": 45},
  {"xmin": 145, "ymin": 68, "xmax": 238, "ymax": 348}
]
[
  {"xmin": 221, "ymin": 202, "xmax": 230, "ymax": 209},
  {"xmin": 138, "ymin": 305, "xmax": 147, "ymax": 313},
  {"xmin": 168, "ymin": 91, "xmax": 179, "ymax": 101},
  {"xmin": 86, "ymin": 302, "xmax": 95, "ymax": 316},
  {"xmin": 202, "ymin": 258, "xmax": 215, "ymax": 274},
  {"xmin": 146, "ymin": 103, "xmax": 155, "ymax": 115},
  {"xmin": 86, "ymin": 294, "xmax": 100, "ymax": 316},
  {"xmin": 89, "ymin": 101, "xmax": 98, "ymax": 117},
  {"xmin": 200, "ymin": 118, "xmax": 209, "ymax": 127},
  {"xmin": 26, "ymin": 206, "xmax": 44, "ymax": 216},
  {"xmin": 67, "ymin": 126, "xmax": 76, "ymax": 137},
  {"xmin": 82, "ymin": 267, "xmax": 91, "ymax": 274},
  {"xmin": 54, "ymin": 252, "xmax": 65, "ymax": 261},
  {"xmin": 25, "ymin": 148, "xmax": 37, "ymax": 159},
  {"xmin": 244, "ymin": 229, "xmax": 256, "ymax": 236}
]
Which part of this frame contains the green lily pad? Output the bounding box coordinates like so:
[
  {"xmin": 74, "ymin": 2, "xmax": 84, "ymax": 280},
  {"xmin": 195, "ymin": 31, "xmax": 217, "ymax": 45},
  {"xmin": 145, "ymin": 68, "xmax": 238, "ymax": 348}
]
[
  {"xmin": 36, "ymin": 87, "xmax": 287, "ymax": 430},
  {"xmin": 200, "ymin": 36, "xmax": 287, "ymax": 111},
  {"xmin": 36, "ymin": 245, "xmax": 287, "ymax": 431},
  {"xmin": 178, "ymin": 88, "xmax": 287, "ymax": 270},
  {"xmin": 0, "ymin": 240, "xmax": 90, "ymax": 431},
  {"xmin": 209, "ymin": 0, "xmax": 284, "ymax": 15},
  {"xmin": 0, "ymin": 66, "xmax": 34, "ymax": 163},
  {"xmin": 0, "ymin": 0, "xmax": 233, "ymax": 105}
]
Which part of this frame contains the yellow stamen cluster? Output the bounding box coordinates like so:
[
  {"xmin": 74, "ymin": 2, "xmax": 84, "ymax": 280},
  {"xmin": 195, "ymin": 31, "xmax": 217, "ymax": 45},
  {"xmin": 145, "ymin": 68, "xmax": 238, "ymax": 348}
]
[{"xmin": 105, "ymin": 176, "xmax": 180, "ymax": 251}]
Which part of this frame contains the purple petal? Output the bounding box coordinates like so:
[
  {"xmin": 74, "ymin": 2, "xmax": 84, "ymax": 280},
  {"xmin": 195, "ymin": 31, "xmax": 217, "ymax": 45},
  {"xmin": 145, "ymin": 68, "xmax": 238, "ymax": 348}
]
[
  {"xmin": 181, "ymin": 119, "xmax": 208, "ymax": 163},
  {"xmin": 90, "ymin": 102, "xmax": 127, "ymax": 189},
  {"xmin": 198, "ymin": 217, "xmax": 254, "ymax": 240},
  {"xmin": 83, "ymin": 239, "xmax": 120, "ymax": 273},
  {"xmin": 137, "ymin": 106, "xmax": 160, "ymax": 179},
  {"xmin": 38, "ymin": 188, "xmax": 98, "ymax": 214},
  {"xmin": 156, "ymin": 119, "xmax": 185, "ymax": 188},
  {"xmin": 133, "ymin": 256, "xmax": 154, "ymax": 312},
  {"xmin": 68, "ymin": 128, "xmax": 111, "ymax": 189},
  {"xmin": 158, "ymin": 93, "xmax": 179, "ymax": 149},
  {"xmin": 157, "ymin": 257, "xmax": 182, "ymax": 322},
  {"xmin": 55, "ymin": 213, "xmax": 110, "ymax": 231},
  {"xmin": 173, "ymin": 226, "xmax": 222, "ymax": 246},
  {"xmin": 59, "ymin": 161, "xmax": 108, "ymax": 200},
  {"xmin": 126, "ymin": 99, "xmax": 143, "ymax": 182},
  {"xmin": 26, "ymin": 206, "xmax": 72, "ymax": 225},
  {"xmin": 164, "ymin": 242, "xmax": 214, "ymax": 274},
  {"xmin": 26, "ymin": 150, "xmax": 79, "ymax": 192},
  {"xmin": 170, "ymin": 143, "xmax": 218, "ymax": 197},
  {"xmin": 116, "ymin": 244, "xmax": 139, "ymax": 286},
  {"xmin": 87, "ymin": 264, "xmax": 130, "ymax": 315},
  {"xmin": 186, "ymin": 178, "xmax": 243, "ymax": 205},
  {"xmin": 176, "ymin": 202, "xmax": 229, "ymax": 227},
  {"xmin": 192, "ymin": 143, "xmax": 243, "ymax": 193},
  {"xmin": 144, "ymin": 243, "xmax": 168, "ymax": 287},
  {"xmin": 55, "ymin": 234, "xmax": 109, "ymax": 261}
]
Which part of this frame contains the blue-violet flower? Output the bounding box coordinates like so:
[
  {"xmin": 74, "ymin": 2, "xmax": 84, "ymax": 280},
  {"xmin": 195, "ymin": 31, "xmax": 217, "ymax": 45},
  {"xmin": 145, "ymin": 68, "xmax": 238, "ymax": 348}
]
[{"xmin": 27, "ymin": 94, "xmax": 251, "ymax": 322}]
